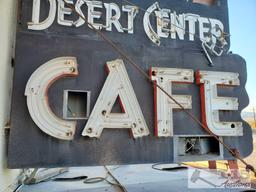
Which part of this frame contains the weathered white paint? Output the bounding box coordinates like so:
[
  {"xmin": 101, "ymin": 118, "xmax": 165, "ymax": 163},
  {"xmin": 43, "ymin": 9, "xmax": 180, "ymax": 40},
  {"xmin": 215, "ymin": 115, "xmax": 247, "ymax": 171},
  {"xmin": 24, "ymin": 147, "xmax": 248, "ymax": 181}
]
[
  {"xmin": 197, "ymin": 71, "xmax": 243, "ymax": 136},
  {"xmin": 25, "ymin": 57, "xmax": 78, "ymax": 140},
  {"xmin": 27, "ymin": 0, "xmax": 226, "ymax": 54},
  {"xmin": 25, "ymin": 60, "xmax": 245, "ymax": 139},
  {"xmin": 82, "ymin": 59, "xmax": 150, "ymax": 138},
  {"xmin": 151, "ymin": 67, "xmax": 193, "ymax": 137},
  {"xmin": 85, "ymin": 0, "xmax": 104, "ymax": 30},
  {"xmin": 0, "ymin": 0, "xmax": 20, "ymax": 191},
  {"xmin": 143, "ymin": 2, "xmax": 161, "ymax": 45},
  {"xmin": 122, "ymin": 5, "xmax": 139, "ymax": 34},
  {"xmin": 28, "ymin": 0, "xmax": 56, "ymax": 30},
  {"xmin": 57, "ymin": 0, "xmax": 74, "ymax": 26},
  {"xmin": 104, "ymin": 3, "xmax": 124, "ymax": 33}
]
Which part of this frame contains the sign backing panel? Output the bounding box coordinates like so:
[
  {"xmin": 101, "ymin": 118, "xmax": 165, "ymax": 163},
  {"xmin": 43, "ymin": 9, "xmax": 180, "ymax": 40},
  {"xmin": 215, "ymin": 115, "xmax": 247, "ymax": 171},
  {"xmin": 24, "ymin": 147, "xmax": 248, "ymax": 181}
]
[{"xmin": 8, "ymin": 0, "xmax": 253, "ymax": 168}]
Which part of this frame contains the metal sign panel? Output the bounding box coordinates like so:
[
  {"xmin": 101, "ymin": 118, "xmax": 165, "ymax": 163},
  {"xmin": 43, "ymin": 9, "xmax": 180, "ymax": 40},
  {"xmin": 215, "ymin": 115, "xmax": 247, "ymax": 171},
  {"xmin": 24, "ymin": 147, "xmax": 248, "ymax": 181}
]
[{"xmin": 8, "ymin": 0, "xmax": 253, "ymax": 168}]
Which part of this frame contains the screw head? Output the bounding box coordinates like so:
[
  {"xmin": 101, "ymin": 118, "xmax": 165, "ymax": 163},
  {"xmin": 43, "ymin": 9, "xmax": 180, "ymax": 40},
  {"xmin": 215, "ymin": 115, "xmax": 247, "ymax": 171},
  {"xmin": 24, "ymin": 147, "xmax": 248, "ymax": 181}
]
[
  {"xmin": 87, "ymin": 128, "xmax": 92, "ymax": 133},
  {"xmin": 66, "ymin": 131, "xmax": 73, "ymax": 136},
  {"xmin": 70, "ymin": 67, "xmax": 76, "ymax": 72}
]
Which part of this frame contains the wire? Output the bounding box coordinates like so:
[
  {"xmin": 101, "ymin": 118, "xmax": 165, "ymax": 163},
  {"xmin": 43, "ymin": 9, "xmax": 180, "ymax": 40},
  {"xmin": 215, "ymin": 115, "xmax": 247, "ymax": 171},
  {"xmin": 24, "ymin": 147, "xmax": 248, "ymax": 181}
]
[
  {"xmin": 185, "ymin": 138, "xmax": 197, "ymax": 153},
  {"xmin": 53, "ymin": 175, "xmax": 88, "ymax": 182},
  {"xmin": 23, "ymin": 168, "xmax": 39, "ymax": 184},
  {"xmin": 63, "ymin": 1, "xmax": 256, "ymax": 177},
  {"xmin": 84, "ymin": 176, "xmax": 107, "ymax": 184},
  {"xmin": 83, "ymin": 166, "xmax": 128, "ymax": 192},
  {"xmin": 152, "ymin": 163, "xmax": 187, "ymax": 171},
  {"xmin": 13, "ymin": 184, "xmax": 24, "ymax": 192},
  {"xmin": 104, "ymin": 166, "xmax": 128, "ymax": 192},
  {"xmin": 84, "ymin": 176, "xmax": 127, "ymax": 191}
]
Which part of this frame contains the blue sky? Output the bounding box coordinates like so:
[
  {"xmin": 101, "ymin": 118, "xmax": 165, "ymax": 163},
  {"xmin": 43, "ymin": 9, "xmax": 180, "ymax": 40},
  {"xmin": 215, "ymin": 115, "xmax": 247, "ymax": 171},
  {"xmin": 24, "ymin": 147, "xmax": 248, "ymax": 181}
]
[{"xmin": 229, "ymin": 1, "xmax": 256, "ymax": 111}]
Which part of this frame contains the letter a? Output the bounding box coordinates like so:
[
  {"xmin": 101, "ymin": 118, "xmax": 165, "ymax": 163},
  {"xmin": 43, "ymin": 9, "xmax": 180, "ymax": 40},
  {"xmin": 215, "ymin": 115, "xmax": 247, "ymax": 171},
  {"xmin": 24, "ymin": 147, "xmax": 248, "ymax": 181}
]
[{"xmin": 82, "ymin": 59, "xmax": 149, "ymax": 138}]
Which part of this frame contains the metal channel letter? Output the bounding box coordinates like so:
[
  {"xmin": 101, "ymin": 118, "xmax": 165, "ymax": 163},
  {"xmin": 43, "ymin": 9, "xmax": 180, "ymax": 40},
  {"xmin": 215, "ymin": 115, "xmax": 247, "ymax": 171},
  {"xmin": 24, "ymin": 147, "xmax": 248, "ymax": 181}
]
[
  {"xmin": 82, "ymin": 59, "xmax": 149, "ymax": 138},
  {"xmin": 196, "ymin": 71, "xmax": 243, "ymax": 136},
  {"xmin": 28, "ymin": 0, "xmax": 56, "ymax": 30},
  {"xmin": 25, "ymin": 57, "xmax": 78, "ymax": 140},
  {"xmin": 150, "ymin": 67, "xmax": 193, "ymax": 137}
]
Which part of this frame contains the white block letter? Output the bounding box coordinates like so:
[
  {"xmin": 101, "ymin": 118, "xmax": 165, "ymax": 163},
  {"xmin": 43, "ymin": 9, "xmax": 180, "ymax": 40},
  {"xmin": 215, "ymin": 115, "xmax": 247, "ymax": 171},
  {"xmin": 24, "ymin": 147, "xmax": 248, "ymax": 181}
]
[
  {"xmin": 122, "ymin": 5, "xmax": 138, "ymax": 34},
  {"xmin": 85, "ymin": 0, "xmax": 103, "ymax": 30},
  {"xmin": 198, "ymin": 17, "xmax": 211, "ymax": 42},
  {"xmin": 150, "ymin": 67, "xmax": 193, "ymax": 137},
  {"xmin": 25, "ymin": 57, "xmax": 78, "ymax": 140},
  {"xmin": 104, "ymin": 3, "xmax": 124, "ymax": 32},
  {"xmin": 82, "ymin": 59, "xmax": 149, "ymax": 138},
  {"xmin": 170, "ymin": 12, "xmax": 185, "ymax": 40},
  {"xmin": 196, "ymin": 71, "xmax": 243, "ymax": 136},
  {"xmin": 57, "ymin": 0, "xmax": 74, "ymax": 26},
  {"xmin": 74, "ymin": 0, "xmax": 86, "ymax": 27},
  {"xmin": 155, "ymin": 9, "xmax": 170, "ymax": 38},
  {"xmin": 143, "ymin": 2, "xmax": 160, "ymax": 45},
  {"xmin": 28, "ymin": 0, "xmax": 56, "ymax": 30},
  {"xmin": 185, "ymin": 14, "xmax": 199, "ymax": 41}
]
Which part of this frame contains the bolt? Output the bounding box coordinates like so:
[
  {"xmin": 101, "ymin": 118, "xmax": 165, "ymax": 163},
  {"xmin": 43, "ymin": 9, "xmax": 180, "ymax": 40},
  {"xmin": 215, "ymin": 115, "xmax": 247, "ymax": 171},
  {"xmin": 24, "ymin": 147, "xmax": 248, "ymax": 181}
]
[
  {"xmin": 87, "ymin": 128, "xmax": 92, "ymax": 133},
  {"xmin": 66, "ymin": 131, "xmax": 72, "ymax": 136},
  {"xmin": 102, "ymin": 110, "xmax": 107, "ymax": 116},
  {"xmin": 70, "ymin": 67, "xmax": 75, "ymax": 72}
]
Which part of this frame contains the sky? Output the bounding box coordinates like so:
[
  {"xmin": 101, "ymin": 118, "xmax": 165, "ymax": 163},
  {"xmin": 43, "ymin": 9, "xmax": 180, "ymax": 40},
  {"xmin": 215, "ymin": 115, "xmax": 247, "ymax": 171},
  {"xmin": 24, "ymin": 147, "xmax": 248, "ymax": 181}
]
[{"xmin": 229, "ymin": 1, "xmax": 256, "ymax": 112}]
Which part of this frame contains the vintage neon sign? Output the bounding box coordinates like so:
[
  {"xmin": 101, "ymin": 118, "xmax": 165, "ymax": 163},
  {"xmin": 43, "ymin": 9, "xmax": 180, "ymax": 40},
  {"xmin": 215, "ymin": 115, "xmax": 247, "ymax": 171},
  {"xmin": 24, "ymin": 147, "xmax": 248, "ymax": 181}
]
[
  {"xmin": 28, "ymin": 0, "xmax": 226, "ymax": 47},
  {"xmin": 25, "ymin": 57, "xmax": 243, "ymax": 140}
]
